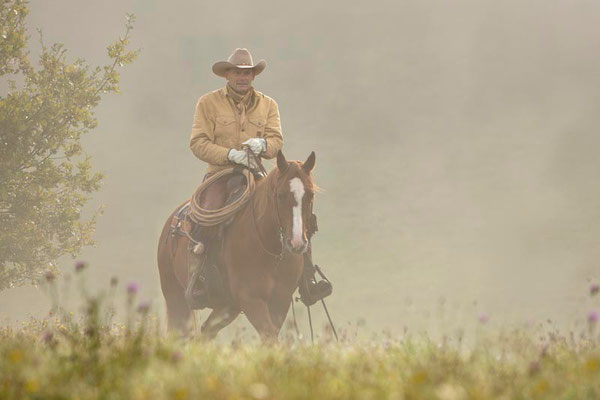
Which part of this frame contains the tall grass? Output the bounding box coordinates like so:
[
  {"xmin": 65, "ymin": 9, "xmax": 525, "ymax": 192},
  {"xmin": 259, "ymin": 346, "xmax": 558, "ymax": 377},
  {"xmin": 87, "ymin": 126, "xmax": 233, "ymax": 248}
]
[{"xmin": 1, "ymin": 267, "xmax": 600, "ymax": 399}]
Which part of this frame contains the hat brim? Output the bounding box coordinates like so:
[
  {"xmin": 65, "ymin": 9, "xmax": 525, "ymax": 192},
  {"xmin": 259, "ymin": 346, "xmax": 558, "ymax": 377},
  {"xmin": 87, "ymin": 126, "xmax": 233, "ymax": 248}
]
[{"xmin": 212, "ymin": 59, "xmax": 266, "ymax": 77}]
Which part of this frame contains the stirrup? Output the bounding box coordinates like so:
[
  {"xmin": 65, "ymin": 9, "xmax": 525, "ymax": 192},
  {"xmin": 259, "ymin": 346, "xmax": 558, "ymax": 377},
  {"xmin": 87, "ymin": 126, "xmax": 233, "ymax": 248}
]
[{"xmin": 300, "ymin": 279, "xmax": 332, "ymax": 307}]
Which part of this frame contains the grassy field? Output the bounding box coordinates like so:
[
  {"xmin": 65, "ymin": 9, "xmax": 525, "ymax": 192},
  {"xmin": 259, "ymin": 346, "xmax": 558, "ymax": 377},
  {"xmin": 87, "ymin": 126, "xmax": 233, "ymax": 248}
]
[{"xmin": 2, "ymin": 275, "xmax": 600, "ymax": 399}]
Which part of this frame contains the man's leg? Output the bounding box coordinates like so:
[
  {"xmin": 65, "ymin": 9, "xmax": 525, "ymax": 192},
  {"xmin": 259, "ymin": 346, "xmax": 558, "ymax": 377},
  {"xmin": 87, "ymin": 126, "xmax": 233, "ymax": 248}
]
[
  {"xmin": 185, "ymin": 249, "xmax": 207, "ymax": 309},
  {"xmin": 185, "ymin": 176, "xmax": 229, "ymax": 308}
]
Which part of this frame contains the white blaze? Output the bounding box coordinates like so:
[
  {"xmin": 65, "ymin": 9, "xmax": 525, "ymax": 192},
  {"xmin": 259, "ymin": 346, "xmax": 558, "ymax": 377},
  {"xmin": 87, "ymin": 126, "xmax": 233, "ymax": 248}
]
[{"xmin": 289, "ymin": 177, "xmax": 305, "ymax": 247}]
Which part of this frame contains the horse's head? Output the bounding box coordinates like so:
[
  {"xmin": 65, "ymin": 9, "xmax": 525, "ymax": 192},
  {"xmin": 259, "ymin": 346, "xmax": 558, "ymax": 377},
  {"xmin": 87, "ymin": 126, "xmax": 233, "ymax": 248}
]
[{"xmin": 273, "ymin": 150, "xmax": 316, "ymax": 254}]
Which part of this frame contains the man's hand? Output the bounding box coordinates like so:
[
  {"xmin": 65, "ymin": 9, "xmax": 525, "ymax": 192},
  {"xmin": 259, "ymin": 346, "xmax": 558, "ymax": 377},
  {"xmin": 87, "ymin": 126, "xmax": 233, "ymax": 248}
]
[
  {"xmin": 241, "ymin": 138, "xmax": 266, "ymax": 156},
  {"xmin": 228, "ymin": 149, "xmax": 258, "ymax": 169}
]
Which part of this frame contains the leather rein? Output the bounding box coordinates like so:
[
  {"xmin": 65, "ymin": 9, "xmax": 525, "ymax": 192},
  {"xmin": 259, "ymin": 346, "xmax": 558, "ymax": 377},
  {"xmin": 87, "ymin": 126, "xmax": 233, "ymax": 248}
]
[{"xmin": 244, "ymin": 147, "xmax": 287, "ymax": 260}]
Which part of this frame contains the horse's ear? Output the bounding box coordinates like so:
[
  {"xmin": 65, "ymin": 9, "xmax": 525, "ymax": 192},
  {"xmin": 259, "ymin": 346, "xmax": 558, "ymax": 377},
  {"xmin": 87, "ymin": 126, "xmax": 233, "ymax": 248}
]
[
  {"xmin": 277, "ymin": 150, "xmax": 288, "ymax": 173},
  {"xmin": 302, "ymin": 151, "xmax": 316, "ymax": 173}
]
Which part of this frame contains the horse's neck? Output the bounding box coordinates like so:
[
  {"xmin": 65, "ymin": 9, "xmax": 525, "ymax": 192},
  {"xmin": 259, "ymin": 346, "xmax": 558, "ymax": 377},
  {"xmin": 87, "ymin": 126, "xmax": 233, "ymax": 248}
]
[{"xmin": 248, "ymin": 174, "xmax": 280, "ymax": 246}]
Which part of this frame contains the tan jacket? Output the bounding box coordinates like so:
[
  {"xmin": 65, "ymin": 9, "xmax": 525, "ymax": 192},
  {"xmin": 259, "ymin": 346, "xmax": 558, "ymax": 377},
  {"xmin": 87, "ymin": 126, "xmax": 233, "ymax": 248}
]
[{"xmin": 190, "ymin": 87, "xmax": 283, "ymax": 173}]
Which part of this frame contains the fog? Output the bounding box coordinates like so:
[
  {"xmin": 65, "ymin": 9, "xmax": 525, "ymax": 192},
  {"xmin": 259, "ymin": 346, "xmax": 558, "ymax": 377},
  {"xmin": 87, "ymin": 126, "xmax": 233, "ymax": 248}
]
[{"xmin": 2, "ymin": 0, "xmax": 600, "ymax": 335}]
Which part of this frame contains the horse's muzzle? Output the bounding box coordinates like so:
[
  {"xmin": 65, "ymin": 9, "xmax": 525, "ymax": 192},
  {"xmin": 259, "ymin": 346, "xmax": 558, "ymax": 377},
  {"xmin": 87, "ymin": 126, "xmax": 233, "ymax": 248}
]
[{"xmin": 285, "ymin": 238, "xmax": 308, "ymax": 254}]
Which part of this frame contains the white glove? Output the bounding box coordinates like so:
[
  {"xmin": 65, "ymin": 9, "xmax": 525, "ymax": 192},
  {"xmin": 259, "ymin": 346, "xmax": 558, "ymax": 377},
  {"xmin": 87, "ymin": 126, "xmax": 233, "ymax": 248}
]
[
  {"xmin": 241, "ymin": 138, "xmax": 267, "ymax": 156},
  {"xmin": 227, "ymin": 149, "xmax": 258, "ymax": 169}
]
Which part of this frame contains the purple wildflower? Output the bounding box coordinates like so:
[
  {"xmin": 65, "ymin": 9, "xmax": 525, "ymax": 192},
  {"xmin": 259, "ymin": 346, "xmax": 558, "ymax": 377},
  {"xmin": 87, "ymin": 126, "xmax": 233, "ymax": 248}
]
[
  {"xmin": 528, "ymin": 361, "xmax": 540, "ymax": 376},
  {"xmin": 45, "ymin": 270, "xmax": 56, "ymax": 282},
  {"xmin": 588, "ymin": 311, "xmax": 598, "ymax": 324},
  {"xmin": 590, "ymin": 284, "xmax": 599, "ymax": 296},
  {"xmin": 74, "ymin": 261, "xmax": 87, "ymax": 273},
  {"xmin": 540, "ymin": 343, "xmax": 549, "ymax": 358},
  {"xmin": 478, "ymin": 313, "xmax": 489, "ymax": 324},
  {"xmin": 126, "ymin": 282, "xmax": 140, "ymax": 294},
  {"xmin": 42, "ymin": 330, "xmax": 54, "ymax": 344},
  {"xmin": 137, "ymin": 300, "xmax": 151, "ymax": 314},
  {"xmin": 172, "ymin": 351, "xmax": 183, "ymax": 363}
]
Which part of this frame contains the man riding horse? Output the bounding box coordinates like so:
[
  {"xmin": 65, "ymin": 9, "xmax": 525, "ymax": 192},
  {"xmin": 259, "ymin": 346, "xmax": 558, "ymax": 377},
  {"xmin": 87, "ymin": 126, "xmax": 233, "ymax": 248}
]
[{"xmin": 186, "ymin": 48, "xmax": 331, "ymax": 309}]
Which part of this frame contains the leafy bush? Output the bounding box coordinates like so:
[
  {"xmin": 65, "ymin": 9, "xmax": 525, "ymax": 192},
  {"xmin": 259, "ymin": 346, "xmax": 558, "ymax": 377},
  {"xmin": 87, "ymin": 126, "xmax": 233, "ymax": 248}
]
[{"xmin": 0, "ymin": 0, "xmax": 138, "ymax": 290}]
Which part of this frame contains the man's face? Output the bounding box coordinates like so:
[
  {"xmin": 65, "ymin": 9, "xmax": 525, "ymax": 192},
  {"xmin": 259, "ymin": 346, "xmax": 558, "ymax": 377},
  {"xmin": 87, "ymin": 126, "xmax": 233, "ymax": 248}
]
[{"xmin": 226, "ymin": 68, "xmax": 255, "ymax": 93}]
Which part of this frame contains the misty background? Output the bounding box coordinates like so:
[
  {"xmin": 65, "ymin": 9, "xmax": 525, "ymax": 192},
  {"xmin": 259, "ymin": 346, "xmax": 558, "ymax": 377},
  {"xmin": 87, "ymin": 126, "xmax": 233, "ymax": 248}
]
[{"xmin": 2, "ymin": 0, "xmax": 600, "ymax": 335}]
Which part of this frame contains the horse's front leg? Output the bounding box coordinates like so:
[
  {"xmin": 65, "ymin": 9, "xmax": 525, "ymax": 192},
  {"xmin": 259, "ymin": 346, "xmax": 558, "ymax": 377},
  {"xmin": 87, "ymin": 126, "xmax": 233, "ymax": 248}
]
[
  {"xmin": 268, "ymin": 256, "xmax": 304, "ymax": 334},
  {"xmin": 268, "ymin": 283, "xmax": 296, "ymax": 334},
  {"xmin": 238, "ymin": 290, "xmax": 279, "ymax": 343},
  {"xmin": 201, "ymin": 306, "xmax": 240, "ymax": 340}
]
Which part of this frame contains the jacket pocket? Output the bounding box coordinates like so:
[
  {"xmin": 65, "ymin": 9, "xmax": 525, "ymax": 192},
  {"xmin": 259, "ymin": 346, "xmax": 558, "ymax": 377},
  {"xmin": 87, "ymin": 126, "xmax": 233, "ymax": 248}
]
[
  {"xmin": 248, "ymin": 118, "xmax": 266, "ymax": 137},
  {"xmin": 214, "ymin": 116, "xmax": 237, "ymax": 146}
]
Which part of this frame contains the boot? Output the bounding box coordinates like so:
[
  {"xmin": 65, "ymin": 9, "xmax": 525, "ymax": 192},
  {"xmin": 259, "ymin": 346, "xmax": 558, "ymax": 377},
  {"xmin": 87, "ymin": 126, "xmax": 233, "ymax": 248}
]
[
  {"xmin": 299, "ymin": 273, "xmax": 332, "ymax": 307},
  {"xmin": 185, "ymin": 244, "xmax": 209, "ymax": 309},
  {"xmin": 299, "ymin": 246, "xmax": 333, "ymax": 307}
]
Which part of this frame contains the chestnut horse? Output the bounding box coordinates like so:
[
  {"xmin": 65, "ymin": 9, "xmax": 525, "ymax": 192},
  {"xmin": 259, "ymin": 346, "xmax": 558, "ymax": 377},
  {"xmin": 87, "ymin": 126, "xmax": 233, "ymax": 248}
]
[{"xmin": 157, "ymin": 151, "xmax": 316, "ymax": 342}]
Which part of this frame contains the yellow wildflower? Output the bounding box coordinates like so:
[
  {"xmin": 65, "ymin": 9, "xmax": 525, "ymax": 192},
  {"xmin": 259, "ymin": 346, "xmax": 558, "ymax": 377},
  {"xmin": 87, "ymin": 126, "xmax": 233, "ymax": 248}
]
[
  {"xmin": 9, "ymin": 349, "xmax": 24, "ymax": 363},
  {"xmin": 25, "ymin": 379, "xmax": 40, "ymax": 393},
  {"xmin": 204, "ymin": 376, "xmax": 219, "ymax": 391},
  {"xmin": 585, "ymin": 357, "xmax": 600, "ymax": 373},
  {"xmin": 173, "ymin": 387, "xmax": 189, "ymax": 400},
  {"xmin": 409, "ymin": 369, "xmax": 428, "ymax": 385}
]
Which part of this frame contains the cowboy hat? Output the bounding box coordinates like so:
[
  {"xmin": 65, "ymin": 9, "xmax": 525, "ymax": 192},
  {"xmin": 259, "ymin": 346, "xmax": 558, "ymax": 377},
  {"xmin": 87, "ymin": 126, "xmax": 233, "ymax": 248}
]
[{"xmin": 212, "ymin": 48, "xmax": 266, "ymax": 77}]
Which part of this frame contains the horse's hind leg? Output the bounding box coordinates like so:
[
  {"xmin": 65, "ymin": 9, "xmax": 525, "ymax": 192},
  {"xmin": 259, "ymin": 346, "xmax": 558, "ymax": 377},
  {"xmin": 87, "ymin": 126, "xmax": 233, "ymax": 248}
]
[
  {"xmin": 164, "ymin": 282, "xmax": 192, "ymax": 334},
  {"xmin": 159, "ymin": 262, "xmax": 192, "ymax": 334},
  {"xmin": 200, "ymin": 306, "xmax": 240, "ymax": 340},
  {"xmin": 158, "ymin": 231, "xmax": 192, "ymax": 335}
]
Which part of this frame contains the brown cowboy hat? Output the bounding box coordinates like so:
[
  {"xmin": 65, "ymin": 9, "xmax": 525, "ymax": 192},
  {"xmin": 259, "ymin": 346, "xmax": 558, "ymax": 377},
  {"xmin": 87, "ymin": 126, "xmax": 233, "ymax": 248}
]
[{"xmin": 212, "ymin": 48, "xmax": 266, "ymax": 77}]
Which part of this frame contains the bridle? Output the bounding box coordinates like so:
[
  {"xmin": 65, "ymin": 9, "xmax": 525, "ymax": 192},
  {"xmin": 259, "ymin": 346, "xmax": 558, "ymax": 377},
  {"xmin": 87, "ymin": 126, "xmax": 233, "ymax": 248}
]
[
  {"xmin": 245, "ymin": 149, "xmax": 336, "ymax": 343},
  {"xmin": 244, "ymin": 147, "xmax": 287, "ymax": 260},
  {"xmin": 250, "ymin": 187, "xmax": 286, "ymax": 260}
]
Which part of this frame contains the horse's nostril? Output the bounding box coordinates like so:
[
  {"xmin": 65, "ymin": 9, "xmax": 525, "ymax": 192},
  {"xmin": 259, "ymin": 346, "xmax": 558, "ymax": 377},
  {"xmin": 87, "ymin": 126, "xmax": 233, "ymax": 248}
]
[{"xmin": 290, "ymin": 240, "xmax": 307, "ymax": 253}]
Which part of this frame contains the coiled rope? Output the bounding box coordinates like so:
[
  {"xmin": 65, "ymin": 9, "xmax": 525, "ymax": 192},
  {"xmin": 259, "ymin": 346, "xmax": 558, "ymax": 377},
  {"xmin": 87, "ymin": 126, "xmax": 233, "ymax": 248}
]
[
  {"xmin": 188, "ymin": 148, "xmax": 265, "ymax": 227},
  {"xmin": 187, "ymin": 167, "xmax": 256, "ymax": 226}
]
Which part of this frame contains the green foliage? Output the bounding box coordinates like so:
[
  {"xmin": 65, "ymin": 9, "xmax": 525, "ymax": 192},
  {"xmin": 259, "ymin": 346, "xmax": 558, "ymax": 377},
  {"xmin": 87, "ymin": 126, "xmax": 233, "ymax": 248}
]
[
  {"xmin": 0, "ymin": 0, "xmax": 139, "ymax": 290},
  {"xmin": 0, "ymin": 0, "xmax": 27, "ymax": 76}
]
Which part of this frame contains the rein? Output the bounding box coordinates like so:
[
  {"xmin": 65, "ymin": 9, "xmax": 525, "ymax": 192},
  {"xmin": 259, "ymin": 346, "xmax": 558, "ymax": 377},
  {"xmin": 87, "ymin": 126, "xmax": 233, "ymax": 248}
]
[
  {"xmin": 250, "ymin": 188, "xmax": 285, "ymax": 260},
  {"xmin": 246, "ymin": 148, "xmax": 286, "ymax": 260}
]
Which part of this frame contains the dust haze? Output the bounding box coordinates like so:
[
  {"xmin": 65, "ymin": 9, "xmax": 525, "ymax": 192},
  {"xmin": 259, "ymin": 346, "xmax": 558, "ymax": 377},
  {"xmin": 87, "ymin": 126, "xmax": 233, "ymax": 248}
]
[{"xmin": 2, "ymin": 0, "xmax": 600, "ymax": 335}]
